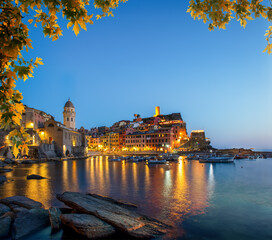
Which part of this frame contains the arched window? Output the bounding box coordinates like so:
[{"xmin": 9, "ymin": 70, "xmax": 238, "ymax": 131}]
[{"xmin": 48, "ymin": 123, "xmax": 54, "ymax": 127}]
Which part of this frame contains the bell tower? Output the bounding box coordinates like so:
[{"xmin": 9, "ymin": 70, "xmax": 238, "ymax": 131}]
[{"xmin": 63, "ymin": 99, "xmax": 76, "ymax": 130}]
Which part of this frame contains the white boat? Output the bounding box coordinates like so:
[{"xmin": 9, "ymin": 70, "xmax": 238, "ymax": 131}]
[
  {"xmin": 199, "ymin": 156, "xmax": 234, "ymax": 163},
  {"xmin": 147, "ymin": 159, "xmax": 167, "ymax": 164}
]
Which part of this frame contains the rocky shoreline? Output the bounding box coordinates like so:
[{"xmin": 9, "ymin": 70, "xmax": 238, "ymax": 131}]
[{"xmin": 0, "ymin": 192, "xmax": 171, "ymax": 239}]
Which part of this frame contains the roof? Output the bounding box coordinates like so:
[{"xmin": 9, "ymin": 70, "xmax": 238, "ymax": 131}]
[{"xmin": 64, "ymin": 99, "xmax": 75, "ymax": 108}]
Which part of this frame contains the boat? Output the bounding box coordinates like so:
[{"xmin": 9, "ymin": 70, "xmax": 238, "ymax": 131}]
[
  {"xmin": 109, "ymin": 158, "xmax": 121, "ymax": 162},
  {"xmin": 234, "ymin": 154, "xmax": 247, "ymax": 159},
  {"xmin": 165, "ymin": 154, "xmax": 179, "ymax": 161},
  {"xmin": 199, "ymin": 156, "xmax": 234, "ymax": 163},
  {"xmin": 147, "ymin": 159, "xmax": 167, "ymax": 164}
]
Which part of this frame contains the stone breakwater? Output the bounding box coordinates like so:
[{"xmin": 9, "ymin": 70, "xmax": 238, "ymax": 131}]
[{"xmin": 0, "ymin": 192, "xmax": 171, "ymax": 239}]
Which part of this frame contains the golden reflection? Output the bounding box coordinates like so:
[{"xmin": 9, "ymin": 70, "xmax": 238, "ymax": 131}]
[
  {"xmin": 71, "ymin": 161, "xmax": 79, "ymax": 190},
  {"xmin": 104, "ymin": 157, "xmax": 110, "ymax": 193},
  {"xmin": 171, "ymin": 159, "xmax": 190, "ymax": 220},
  {"xmin": 121, "ymin": 160, "xmax": 127, "ymax": 194},
  {"xmin": 25, "ymin": 164, "xmax": 51, "ymax": 208},
  {"xmin": 190, "ymin": 161, "xmax": 209, "ymax": 215},
  {"xmin": 132, "ymin": 163, "xmax": 138, "ymax": 194},
  {"xmin": 144, "ymin": 163, "xmax": 150, "ymax": 193},
  {"xmin": 90, "ymin": 156, "xmax": 95, "ymax": 186},
  {"xmin": 62, "ymin": 160, "xmax": 68, "ymax": 190}
]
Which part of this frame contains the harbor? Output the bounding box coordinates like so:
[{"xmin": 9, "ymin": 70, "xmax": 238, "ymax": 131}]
[{"xmin": 0, "ymin": 156, "xmax": 272, "ymax": 239}]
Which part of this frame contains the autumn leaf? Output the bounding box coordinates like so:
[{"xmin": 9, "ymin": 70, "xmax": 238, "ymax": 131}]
[
  {"xmin": 73, "ymin": 22, "xmax": 80, "ymax": 36},
  {"xmin": 35, "ymin": 57, "xmax": 44, "ymax": 65}
]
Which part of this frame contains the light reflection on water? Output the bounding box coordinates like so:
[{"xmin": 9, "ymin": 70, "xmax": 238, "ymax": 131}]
[{"xmin": 1, "ymin": 157, "xmax": 272, "ymax": 239}]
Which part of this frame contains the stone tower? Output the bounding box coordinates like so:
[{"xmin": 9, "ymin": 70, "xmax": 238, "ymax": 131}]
[{"xmin": 63, "ymin": 99, "xmax": 76, "ymax": 130}]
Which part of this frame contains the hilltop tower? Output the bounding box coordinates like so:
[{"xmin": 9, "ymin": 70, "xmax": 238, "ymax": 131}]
[
  {"xmin": 154, "ymin": 106, "xmax": 160, "ymax": 117},
  {"xmin": 63, "ymin": 99, "xmax": 76, "ymax": 130}
]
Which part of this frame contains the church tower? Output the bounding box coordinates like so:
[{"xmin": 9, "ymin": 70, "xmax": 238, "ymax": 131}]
[{"xmin": 63, "ymin": 99, "xmax": 76, "ymax": 130}]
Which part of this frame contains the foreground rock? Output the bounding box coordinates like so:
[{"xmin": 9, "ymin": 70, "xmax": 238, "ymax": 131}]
[
  {"xmin": 61, "ymin": 213, "xmax": 116, "ymax": 239},
  {"xmin": 1, "ymin": 196, "xmax": 43, "ymax": 209},
  {"xmin": 3, "ymin": 158, "xmax": 15, "ymax": 164},
  {"xmin": 88, "ymin": 193, "xmax": 137, "ymax": 209},
  {"xmin": 0, "ymin": 161, "xmax": 8, "ymax": 167},
  {"xmin": 0, "ymin": 175, "xmax": 7, "ymax": 184},
  {"xmin": 9, "ymin": 203, "xmax": 28, "ymax": 213},
  {"xmin": 57, "ymin": 192, "xmax": 169, "ymax": 238},
  {"xmin": 0, "ymin": 168, "xmax": 12, "ymax": 173},
  {"xmin": 0, "ymin": 214, "xmax": 12, "ymax": 238},
  {"xmin": 12, "ymin": 208, "xmax": 50, "ymax": 239},
  {"xmin": 20, "ymin": 160, "xmax": 37, "ymax": 164},
  {"xmin": 48, "ymin": 207, "xmax": 62, "ymax": 232},
  {"xmin": 0, "ymin": 203, "xmax": 11, "ymax": 216},
  {"xmin": 26, "ymin": 174, "xmax": 47, "ymax": 180}
]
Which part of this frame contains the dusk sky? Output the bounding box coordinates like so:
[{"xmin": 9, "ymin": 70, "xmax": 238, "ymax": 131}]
[{"xmin": 17, "ymin": 0, "xmax": 272, "ymax": 150}]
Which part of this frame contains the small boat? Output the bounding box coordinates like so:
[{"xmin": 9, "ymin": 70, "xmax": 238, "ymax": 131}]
[
  {"xmin": 147, "ymin": 159, "xmax": 167, "ymax": 164},
  {"xmin": 109, "ymin": 158, "xmax": 121, "ymax": 162},
  {"xmin": 199, "ymin": 156, "xmax": 234, "ymax": 163},
  {"xmin": 234, "ymin": 155, "xmax": 247, "ymax": 159},
  {"xmin": 165, "ymin": 154, "xmax": 179, "ymax": 161}
]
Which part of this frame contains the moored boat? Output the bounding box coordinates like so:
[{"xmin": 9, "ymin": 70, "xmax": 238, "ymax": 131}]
[
  {"xmin": 109, "ymin": 158, "xmax": 121, "ymax": 162},
  {"xmin": 199, "ymin": 156, "xmax": 234, "ymax": 163},
  {"xmin": 147, "ymin": 159, "xmax": 167, "ymax": 164}
]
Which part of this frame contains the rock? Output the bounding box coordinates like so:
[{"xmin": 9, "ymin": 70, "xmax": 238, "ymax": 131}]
[
  {"xmin": 60, "ymin": 213, "xmax": 115, "ymax": 239},
  {"xmin": 9, "ymin": 203, "xmax": 28, "ymax": 213},
  {"xmin": 26, "ymin": 174, "xmax": 47, "ymax": 180},
  {"xmin": 88, "ymin": 193, "xmax": 137, "ymax": 209},
  {"xmin": 0, "ymin": 168, "xmax": 12, "ymax": 173},
  {"xmin": 6, "ymin": 148, "xmax": 13, "ymax": 160},
  {"xmin": 59, "ymin": 207, "xmax": 74, "ymax": 214},
  {"xmin": 0, "ymin": 175, "xmax": 7, "ymax": 184},
  {"xmin": 57, "ymin": 192, "xmax": 169, "ymax": 238},
  {"xmin": 21, "ymin": 160, "xmax": 37, "ymax": 164},
  {"xmin": 0, "ymin": 203, "xmax": 11, "ymax": 216},
  {"xmin": 48, "ymin": 207, "xmax": 62, "ymax": 232},
  {"xmin": 0, "ymin": 161, "xmax": 8, "ymax": 167},
  {"xmin": 1, "ymin": 196, "xmax": 43, "ymax": 209},
  {"xmin": 3, "ymin": 158, "xmax": 15, "ymax": 164},
  {"xmin": 0, "ymin": 214, "xmax": 12, "ymax": 238},
  {"xmin": 12, "ymin": 208, "xmax": 50, "ymax": 239}
]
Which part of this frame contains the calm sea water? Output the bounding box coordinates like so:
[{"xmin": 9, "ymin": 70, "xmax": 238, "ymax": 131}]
[{"xmin": 1, "ymin": 157, "xmax": 272, "ymax": 240}]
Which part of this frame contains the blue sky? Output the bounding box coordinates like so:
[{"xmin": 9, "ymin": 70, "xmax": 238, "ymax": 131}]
[{"xmin": 17, "ymin": 0, "xmax": 272, "ymax": 149}]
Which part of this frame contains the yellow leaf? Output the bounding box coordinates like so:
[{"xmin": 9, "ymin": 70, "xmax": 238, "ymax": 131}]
[
  {"xmin": 28, "ymin": 19, "xmax": 33, "ymax": 24},
  {"xmin": 67, "ymin": 22, "xmax": 73, "ymax": 29},
  {"xmin": 13, "ymin": 145, "xmax": 19, "ymax": 158},
  {"xmin": 73, "ymin": 22, "xmax": 80, "ymax": 36},
  {"xmin": 35, "ymin": 57, "xmax": 44, "ymax": 65},
  {"xmin": 79, "ymin": 20, "xmax": 87, "ymax": 31}
]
